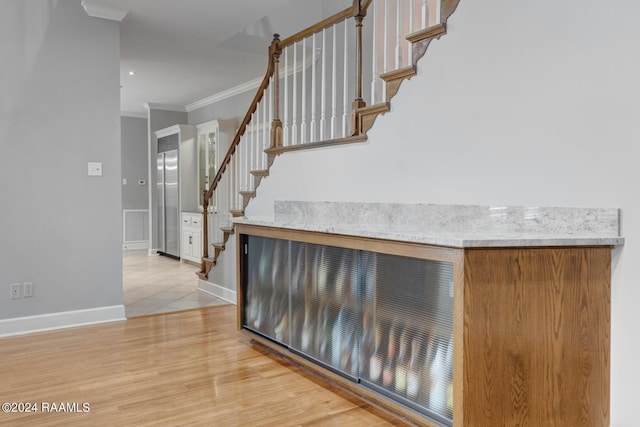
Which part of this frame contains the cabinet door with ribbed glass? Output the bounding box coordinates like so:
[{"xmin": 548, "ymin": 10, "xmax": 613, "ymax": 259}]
[
  {"xmin": 289, "ymin": 242, "xmax": 361, "ymax": 380},
  {"xmin": 360, "ymin": 252, "xmax": 454, "ymax": 426},
  {"xmin": 242, "ymin": 235, "xmax": 290, "ymax": 345}
]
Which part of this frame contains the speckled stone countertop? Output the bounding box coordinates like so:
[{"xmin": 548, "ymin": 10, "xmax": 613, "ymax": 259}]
[{"xmin": 234, "ymin": 201, "xmax": 624, "ymax": 248}]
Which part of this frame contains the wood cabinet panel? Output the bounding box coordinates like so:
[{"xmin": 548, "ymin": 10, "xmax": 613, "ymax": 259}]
[{"xmin": 463, "ymin": 247, "xmax": 610, "ymax": 426}]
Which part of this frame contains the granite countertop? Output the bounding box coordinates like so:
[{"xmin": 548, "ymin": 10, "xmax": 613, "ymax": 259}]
[{"xmin": 234, "ymin": 202, "xmax": 625, "ymax": 248}]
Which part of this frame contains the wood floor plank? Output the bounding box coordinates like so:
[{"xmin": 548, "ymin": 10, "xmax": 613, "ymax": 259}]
[{"xmin": 0, "ymin": 306, "xmax": 410, "ymax": 426}]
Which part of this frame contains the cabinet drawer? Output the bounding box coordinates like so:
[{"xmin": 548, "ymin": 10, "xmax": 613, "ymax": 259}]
[
  {"xmin": 181, "ymin": 215, "xmax": 192, "ymax": 228},
  {"xmin": 190, "ymin": 216, "xmax": 202, "ymax": 229}
]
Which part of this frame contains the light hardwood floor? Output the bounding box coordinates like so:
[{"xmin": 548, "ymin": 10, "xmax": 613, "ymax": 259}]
[{"xmin": 0, "ymin": 305, "xmax": 411, "ymax": 426}]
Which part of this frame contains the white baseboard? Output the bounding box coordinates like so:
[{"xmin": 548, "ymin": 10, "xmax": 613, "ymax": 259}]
[
  {"xmin": 0, "ymin": 305, "xmax": 126, "ymax": 338},
  {"xmin": 123, "ymin": 241, "xmax": 149, "ymax": 250},
  {"xmin": 198, "ymin": 280, "xmax": 237, "ymax": 305}
]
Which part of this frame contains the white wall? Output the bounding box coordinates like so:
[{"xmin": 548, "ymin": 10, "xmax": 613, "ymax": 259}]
[
  {"xmin": 244, "ymin": 0, "xmax": 640, "ymax": 424},
  {"xmin": 0, "ymin": 1, "xmax": 123, "ymax": 325}
]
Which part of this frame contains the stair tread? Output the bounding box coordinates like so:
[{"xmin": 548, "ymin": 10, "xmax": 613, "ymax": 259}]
[
  {"xmin": 251, "ymin": 170, "xmax": 269, "ymax": 177},
  {"xmin": 406, "ymin": 23, "xmax": 446, "ymax": 43},
  {"xmin": 266, "ymin": 135, "xmax": 368, "ymax": 155},
  {"xmin": 358, "ymin": 102, "xmax": 391, "ymax": 114},
  {"xmin": 380, "ymin": 65, "xmax": 416, "ymax": 81}
]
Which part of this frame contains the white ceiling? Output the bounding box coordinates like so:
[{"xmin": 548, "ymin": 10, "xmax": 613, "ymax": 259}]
[{"xmin": 82, "ymin": 0, "xmax": 303, "ymax": 115}]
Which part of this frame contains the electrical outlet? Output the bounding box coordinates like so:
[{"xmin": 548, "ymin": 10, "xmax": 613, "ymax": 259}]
[
  {"xmin": 11, "ymin": 283, "xmax": 21, "ymax": 299},
  {"xmin": 23, "ymin": 282, "xmax": 34, "ymax": 298}
]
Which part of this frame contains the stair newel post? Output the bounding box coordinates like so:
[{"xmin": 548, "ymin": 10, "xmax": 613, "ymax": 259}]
[
  {"xmin": 202, "ymin": 189, "xmax": 209, "ymax": 267},
  {"xmin": 270, "ymin": 34, "xmax": 283, "ymax": 149},
  {"xmin": 350, "ymin": 0, "xmax": 369, "ymax": 136}
]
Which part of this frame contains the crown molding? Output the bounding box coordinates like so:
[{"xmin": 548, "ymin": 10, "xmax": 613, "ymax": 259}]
[
  {"xmin": 186, "ymin": 77, "xmax": 263, "ymax": 112},
  {"xmin": 121, "ymin": 111, "xmax": 148, "ymax": 119},
  {"xmin": 186, "ymin": 48, "xmax": 321, "ymax": 113},
  {"xmin": 81, "ymin": 1, "xmax": 129, "ymax": 22},
  {"xmin": 143, "ymin": 103, "xmax": 187, "ymax": 113}
]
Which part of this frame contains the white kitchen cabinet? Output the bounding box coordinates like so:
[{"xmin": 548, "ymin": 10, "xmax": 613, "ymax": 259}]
[{"xmin": 181, "ymin": 212, "xmax": 202, "ymax": 264}]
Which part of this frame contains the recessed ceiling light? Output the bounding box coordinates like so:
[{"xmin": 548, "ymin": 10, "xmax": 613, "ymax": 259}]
[{"xmin": 128, "ymin": 71, "xmax": 136, "ymax": 76}]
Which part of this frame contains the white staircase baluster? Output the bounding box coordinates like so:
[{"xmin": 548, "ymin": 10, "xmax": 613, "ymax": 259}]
[
  {"xmin": 292, "ymin": 42, "xmax": 298, "ymax": 145},
  {"xmin": 235, "ymin": 152, "xmax": 240, "ymax": 210},
  {"xmin": 330, "ymin": 25, "xmax": 336, "ymax": 139},
  {"xmin": 371, "ymin": 0, "xmax": 378, "ymax": 105},
  {"xmin": 422, "ymin": 0, "xmax": 428, "ymax": 29},
  {"xmin": 383, "ymin": 0, "xmax": 390, "ymax": 101},
  {"xmin": 228, "ymin": 157, "xmax": 233, "ymax": 214},
  {"xmin": 321, "ymin": 28, "xmax": 328, "ymax": 141},
  {"xmin": 243, "ymin": 137, "xmax": 249, "ymax": 192},
  {"xmin": 384, "ymin": 0, "xmax": 389, "ymax": 73},
  {"xmin": 237, "ymin": 141, "xmax": 243, "ymax": 193},
  {"xmin": 435, "ymin": 0, "xmax": 441, "ymax": 26},
  {"xmin": 223, "ymin": 174, "xmax": 228, "ymax": 230},
  {"xmin": 310, "ymin": 33, "xmax": 317, "ymax": 142},
  {"xmin": 231, "ymin": 154, "xmax": 236, "ymax": 211},
  {"xmin": 395, "ymin": 0, "xmax": 402, "ymax": 69},
  {"xmin": 262, "ymin": 93, "xmax": 267, "ymax": 169},
  {"xmin": 240, "ymin": 145, "xmax": 245, "ymax": 194},
  {"xmin": 342, "ymin": 19, "xmax": 349, "ymax": 137},
  {"xmin": 283, "ymin": 46, "xmax": 289, "ymax": 147},
  {"xmin": 250, "ymin": 113, "xmax": 255, "ymax": 173},
  {"xmin": 269, "ymin": 76, "xmax": 273, "ymax": 128},
  {"xmin": 235, "ymin": 151, "xmax": 241, "ymax": 210},
  {"xmin": 409, "ymin": 0, "xmax": 415, "ymax": 64},
  {"xmin": 301, "ymin": 38, "xmax": 307, "ymax": 144},
  {"xmin": 251, "ymin": 113, "xmax": 258, "ymax": 190}
]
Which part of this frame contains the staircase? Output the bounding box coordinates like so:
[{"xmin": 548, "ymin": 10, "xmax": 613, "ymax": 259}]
[{"xmin": 198, "ymin": 0, "xmax": 460, "ymax": 280}]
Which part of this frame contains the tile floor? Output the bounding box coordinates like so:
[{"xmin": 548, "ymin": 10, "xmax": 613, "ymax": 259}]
[{"xmin": 123, "ymin": 250, "xmax": 228, "ymax": 317}]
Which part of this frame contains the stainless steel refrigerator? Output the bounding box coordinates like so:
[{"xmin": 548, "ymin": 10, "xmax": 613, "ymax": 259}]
[{"xmin": 157, "ymin": 134, "xmax": 180, "ymax": 259}]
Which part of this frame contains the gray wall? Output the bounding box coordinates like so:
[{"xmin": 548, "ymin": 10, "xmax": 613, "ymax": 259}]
[
  {"xmin": 121, "ymin": 116, "xmax": 148, "ymax": 210},
  {"xmin": 0, "ymin": 0, "xmax": 122, "ymax": 318}
]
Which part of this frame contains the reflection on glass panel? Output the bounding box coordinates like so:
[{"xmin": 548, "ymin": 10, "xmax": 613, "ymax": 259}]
[
  {"xmin": 198, "ymin": 134, "xmax": 207, "ymax": 199},
  {"xmin": 208, "ymin": 132, "xmax": 217, "ymax": 181},
  {"xmin": 289, "ymin": 242, "xmax": 360, "ymax": 379},
  {"xmin": 243, "ymin": 236, "xmax": 290, "ymax": 345},
  {"xmin": 242, "ymin": 233, "xmax": 454, "ymax": 426},
  {"xmin": 360, "ymin": 253, "xmax": 454, "ymax": 425}
]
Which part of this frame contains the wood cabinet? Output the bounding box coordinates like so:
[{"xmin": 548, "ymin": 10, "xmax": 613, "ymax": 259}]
[
  {"xmin": 235, "ymin": 223, "xmax": 611, "ymax": 427},
  {"xmin": 180, "ymin": 212, "xmax": 202, "ymax": 264}
]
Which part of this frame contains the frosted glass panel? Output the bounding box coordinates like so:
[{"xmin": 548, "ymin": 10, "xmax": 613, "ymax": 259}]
[
  {"xmin": 289, "ymin": 242, "xmax": 360, "ymax": 379},
  {"xmin": 360, "ymin": 252, "xmax": 454, "ymax": 425},
  {"xmin": 243, "ymin": 236, "xmax": 290, "ymax": 345}
]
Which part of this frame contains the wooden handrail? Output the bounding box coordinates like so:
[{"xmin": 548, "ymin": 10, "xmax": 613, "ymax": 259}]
[
  {"xmin": 201, "ymin": 1, "xmax": 369, "ymax": 269},
  {"xmin": 205, "ymin": 0, "xmax": 375, "ymax": 206},
  {"xmin": 201, "ymin": 35, "xmax": 278, "ymax": 264},
  {"xmin": 200, "ymin": 0, "xmax": 456, "ymax": 274}
]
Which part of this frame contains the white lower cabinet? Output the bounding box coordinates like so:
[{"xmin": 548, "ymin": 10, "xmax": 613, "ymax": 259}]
[{"xmin": 181, "ymin": 212, "xmax": 202, "ymax": 263}]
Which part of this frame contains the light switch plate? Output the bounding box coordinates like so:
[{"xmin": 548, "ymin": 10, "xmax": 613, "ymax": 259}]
[{"xmin": 88, "ymin": 162, "xmax": 103, "ymax": 176}]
